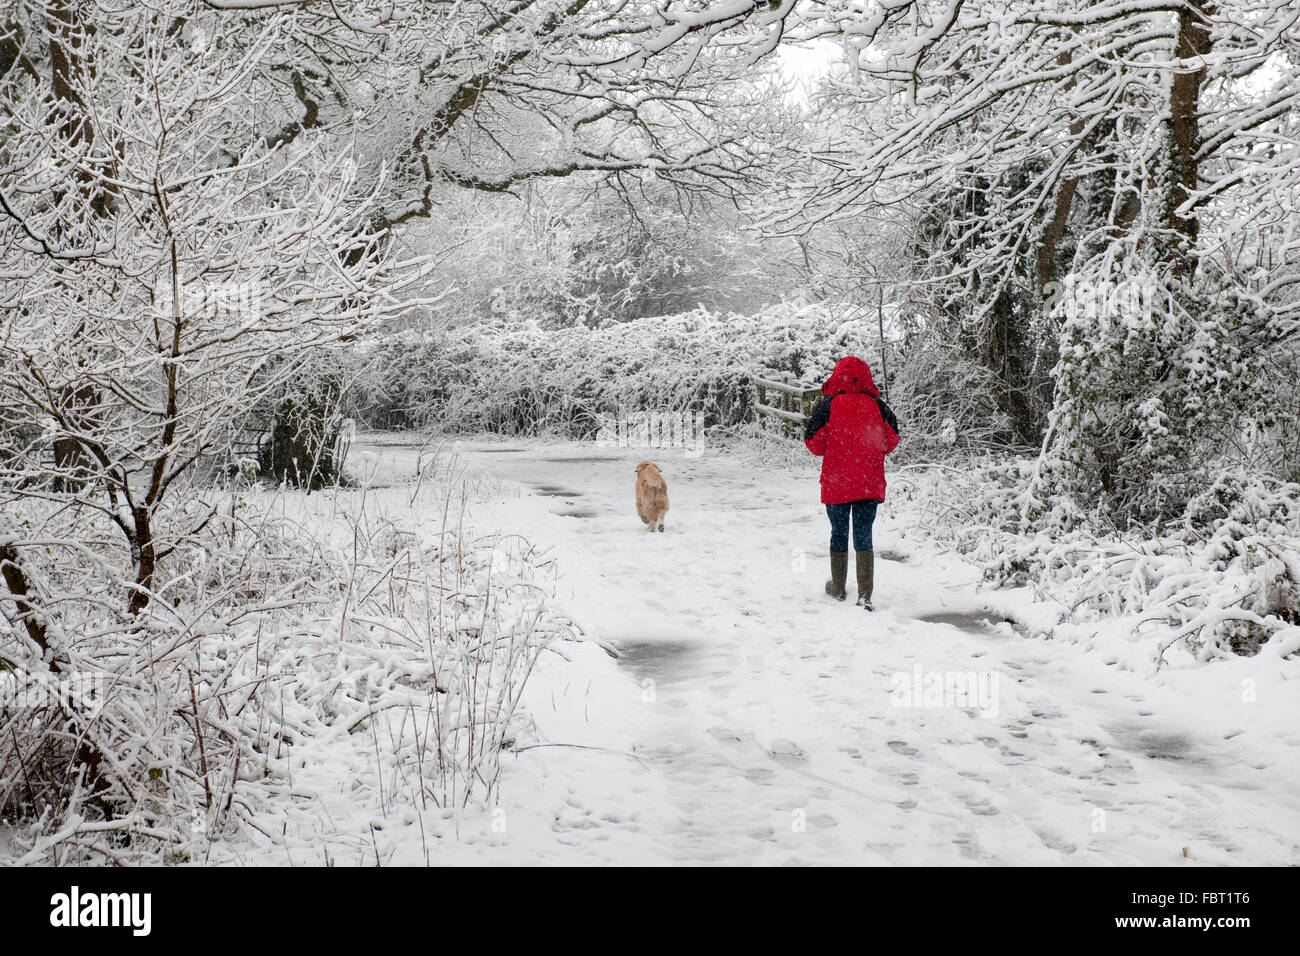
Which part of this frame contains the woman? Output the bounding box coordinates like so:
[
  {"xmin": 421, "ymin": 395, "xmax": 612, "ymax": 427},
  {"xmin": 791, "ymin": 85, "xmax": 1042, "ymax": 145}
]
[{"xmin": 803, "ymin": 356, "xmax": 900, "ymax": 610}]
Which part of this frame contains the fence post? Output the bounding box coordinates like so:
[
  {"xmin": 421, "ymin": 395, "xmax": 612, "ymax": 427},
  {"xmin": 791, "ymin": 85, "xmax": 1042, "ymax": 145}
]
[
  {"xmin": 754, "ymin": 375, "xmax": 820, "ymax": 438},
  {"xmin": 781, "ymin": 373, "xmax": 791, "ymax": 438}
]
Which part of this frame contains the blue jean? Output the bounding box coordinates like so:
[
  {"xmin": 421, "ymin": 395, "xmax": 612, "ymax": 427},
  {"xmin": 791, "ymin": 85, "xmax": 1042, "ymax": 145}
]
[{"xmin": 826, "ymin": 499, "xmax": 878, "ymax": 552}]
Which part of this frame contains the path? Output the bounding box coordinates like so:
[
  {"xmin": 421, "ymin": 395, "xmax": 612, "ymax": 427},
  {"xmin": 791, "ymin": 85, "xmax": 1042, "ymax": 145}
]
[{"xmin": 362, "ymin": 435, "xmax": 1300, "ymax": 866}]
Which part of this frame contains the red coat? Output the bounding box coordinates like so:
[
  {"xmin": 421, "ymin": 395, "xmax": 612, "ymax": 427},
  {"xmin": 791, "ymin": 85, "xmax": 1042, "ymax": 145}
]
[{"xmin": 803, "ymin": 356, "xmax": 899, "ymax": 504}]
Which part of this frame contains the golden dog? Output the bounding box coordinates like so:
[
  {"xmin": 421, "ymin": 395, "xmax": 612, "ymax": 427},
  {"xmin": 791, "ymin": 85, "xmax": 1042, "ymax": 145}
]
[{"xmin": 634, "ymin": 461, "xmax": 669, "ymax": 532}]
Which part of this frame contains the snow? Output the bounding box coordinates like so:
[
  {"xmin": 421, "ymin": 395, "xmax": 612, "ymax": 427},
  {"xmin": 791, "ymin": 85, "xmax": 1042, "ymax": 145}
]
[{"xmin": 222, "ymin": 433, "xmax": 1300, "ymax": 865}]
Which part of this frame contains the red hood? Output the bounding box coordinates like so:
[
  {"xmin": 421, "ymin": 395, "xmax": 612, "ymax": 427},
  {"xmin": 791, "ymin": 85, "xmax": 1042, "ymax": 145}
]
[{"xmin": 821, "ymin": 356, "xmax": 879, "ymax": 397}]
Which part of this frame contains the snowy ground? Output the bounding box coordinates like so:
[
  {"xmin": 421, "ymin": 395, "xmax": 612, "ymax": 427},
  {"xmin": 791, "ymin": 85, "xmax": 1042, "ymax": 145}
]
[{"xmin": 244, "ymin": 434, "xmax": 1300, "ymax": 866}]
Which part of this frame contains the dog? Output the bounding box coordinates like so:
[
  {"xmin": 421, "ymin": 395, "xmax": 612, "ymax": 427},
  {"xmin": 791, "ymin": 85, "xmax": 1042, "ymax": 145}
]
[{"xmin": 634, "ymin": 461, "xmax": 669, "ymax": 532}]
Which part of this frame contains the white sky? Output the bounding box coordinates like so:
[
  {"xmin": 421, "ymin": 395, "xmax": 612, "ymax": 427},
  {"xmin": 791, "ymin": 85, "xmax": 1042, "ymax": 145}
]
[{"xmin": 775, "ymin": 39, "xmax": 842, "ymax": 101}]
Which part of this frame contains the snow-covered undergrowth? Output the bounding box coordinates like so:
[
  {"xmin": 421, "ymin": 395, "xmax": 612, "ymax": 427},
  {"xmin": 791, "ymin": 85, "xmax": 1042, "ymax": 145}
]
[
  {"xmin": 894, "ymin": 461, "xmax": 1300, "ymax": 668},
  {"xmin": 348, "ymin": 303, "xmax": 890, "ymax": 436},
  {"xmin": 1, "ymin": 448, "xmax": 572, "ymax": 864}
]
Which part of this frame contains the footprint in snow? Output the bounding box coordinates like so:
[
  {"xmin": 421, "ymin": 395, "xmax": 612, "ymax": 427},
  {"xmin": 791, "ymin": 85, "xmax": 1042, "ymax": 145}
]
[
  {"xmin": 708, "ymin": 726, "xmax": 751, "ymax": 746},
  {"xmin": 767, "ymin": 739, "xmax": 807, "ymax": 764}
]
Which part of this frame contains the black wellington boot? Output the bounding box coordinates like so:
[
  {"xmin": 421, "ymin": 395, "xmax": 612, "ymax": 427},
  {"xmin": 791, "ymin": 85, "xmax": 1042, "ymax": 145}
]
[
  {"xmin": 855, "ymin": 550, "xmax": 875, "ymax": 610},
  {"xmin": 825, "ymin": 551, "xmax": 848, "ymax": 601}
]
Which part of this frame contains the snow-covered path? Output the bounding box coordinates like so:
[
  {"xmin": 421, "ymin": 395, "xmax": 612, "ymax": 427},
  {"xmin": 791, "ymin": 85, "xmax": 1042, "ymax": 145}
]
[{"xmin": 364, "ymin": 436, "xmax": 1300, "ymax": 866}]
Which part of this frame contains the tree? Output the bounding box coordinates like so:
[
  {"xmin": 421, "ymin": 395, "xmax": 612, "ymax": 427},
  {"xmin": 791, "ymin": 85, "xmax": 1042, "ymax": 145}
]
[
  {"xmin": 0, "ymin": 0, "xmax": 782, "ymax": 825},
  {"xmin": 0, "ymin": 3, "xmax": 438, "ymax": 818},
  {"xmin": 670, "ymin": 0, "xmax": 1300, "ymax": 521}
]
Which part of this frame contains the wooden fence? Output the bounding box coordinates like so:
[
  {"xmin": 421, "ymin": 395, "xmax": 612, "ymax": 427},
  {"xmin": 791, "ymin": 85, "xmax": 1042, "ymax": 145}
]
[{"xmin": 754, "ymin": 374, "xmax": 822, "ymax": 438}]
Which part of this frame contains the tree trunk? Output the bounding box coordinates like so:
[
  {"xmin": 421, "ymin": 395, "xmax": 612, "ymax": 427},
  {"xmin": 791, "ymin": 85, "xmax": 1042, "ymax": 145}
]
[
  {"xmin": 0, "ymin": 541, "xmax": 52, "ymax": 663},
  {"xmin": 126, "ymin": 507, "xmax": 155, "ymax": 618},
  {"xmin": 1167, "ymin": 2, "xmax": 1215, "ymax": 277}
]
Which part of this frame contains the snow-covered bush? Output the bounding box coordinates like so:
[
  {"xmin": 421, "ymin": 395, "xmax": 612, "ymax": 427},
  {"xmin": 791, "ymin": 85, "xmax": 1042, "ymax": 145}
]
[
  {"xmin": 350, "ymin": 301, "xmax": 1010, "ymax": 453},
  {"xmin": 898, "ymin": 459, "xmax": 1300, "ymax": 665},
  {"xmin": 349, "ymin": 303, "xmax": 893, "ymax": 437},
  {"xmin": 1030, "ymin": 252, "xmax": 1287, "ymax": 528},
  {"xmin": 0, "ymin": 469, "xmax": 571, "ymax": 863},
  {"xmin": 235, "ymin": 354, "xmax": 356, "ymax": 490}
]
